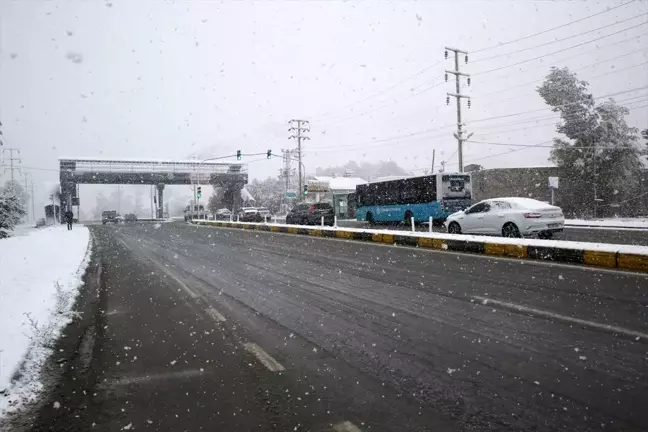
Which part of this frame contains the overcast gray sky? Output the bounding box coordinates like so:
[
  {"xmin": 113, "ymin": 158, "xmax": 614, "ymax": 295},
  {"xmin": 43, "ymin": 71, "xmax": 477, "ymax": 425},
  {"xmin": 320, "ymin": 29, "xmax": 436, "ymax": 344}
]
[{"xmin": 1, "ymin": 0, "xmax": 647, "ymax": 211}]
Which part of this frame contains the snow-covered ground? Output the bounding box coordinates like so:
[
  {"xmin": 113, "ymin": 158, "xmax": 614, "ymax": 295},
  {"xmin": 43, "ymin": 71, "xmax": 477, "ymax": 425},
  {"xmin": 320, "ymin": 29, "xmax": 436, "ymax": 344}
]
[
  {"xmin": 0, "ymin": 225, "xmax": 91, "ymax": 416},
  {"xmin": 566, "ymin": 218, "xmax": 648, "ymax": 229}
]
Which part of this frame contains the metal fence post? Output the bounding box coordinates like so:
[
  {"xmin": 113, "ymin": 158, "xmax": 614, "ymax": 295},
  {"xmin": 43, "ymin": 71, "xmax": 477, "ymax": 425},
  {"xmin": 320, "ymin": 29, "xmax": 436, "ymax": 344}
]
[
  {"xmin": 411, "ymin": 216, "xmax": 415, "ymax": 232},
  {"xmin": 429, "ymin": 216, "xmax": 433, "ymax": 233}
]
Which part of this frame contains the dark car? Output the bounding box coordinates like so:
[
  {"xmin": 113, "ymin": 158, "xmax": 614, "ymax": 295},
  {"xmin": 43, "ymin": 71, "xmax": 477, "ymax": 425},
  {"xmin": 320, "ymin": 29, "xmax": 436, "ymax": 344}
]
[
  {"xmin": 286, "ymin": 202, "xmax": 335, "ymax": 226},
  {"xmin": 101, "ymin": 210, "xmax": 118, "ymax": 224},
  {"xmin": 237, "ymin": 208, "xmax": 262, "ymax": 222},
  {"xmin": 214, "ymin": 208, "xmax": 232, "ymax": 221},
  {"xmin": 124, "ymin": 213, "xmax": 138, "ymax": 223}
]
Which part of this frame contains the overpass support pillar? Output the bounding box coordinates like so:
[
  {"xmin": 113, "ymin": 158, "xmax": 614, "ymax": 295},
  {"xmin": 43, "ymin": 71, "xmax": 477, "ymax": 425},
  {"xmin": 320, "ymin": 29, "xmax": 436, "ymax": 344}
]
[
  {"xmin": 157, "ymin": 183, "xmax": 165, "ymax": 219},
  {"xmin": 222, "ymin": 183, "xmax": 243, "ymax": 212}
]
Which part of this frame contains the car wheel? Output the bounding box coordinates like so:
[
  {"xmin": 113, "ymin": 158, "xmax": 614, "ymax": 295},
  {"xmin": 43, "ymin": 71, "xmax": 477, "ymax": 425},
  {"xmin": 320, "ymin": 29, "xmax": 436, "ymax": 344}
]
[
  {"xmin": 502, "ymin": 222, "xmax": 521, "ymax": 238},
  {"xmin": 448, "ymin": 222, "xmax": 461, "ymax": 234},
  {"xmin": 366, "ymin": 212, "xmax": 375, "ymax": 225}
]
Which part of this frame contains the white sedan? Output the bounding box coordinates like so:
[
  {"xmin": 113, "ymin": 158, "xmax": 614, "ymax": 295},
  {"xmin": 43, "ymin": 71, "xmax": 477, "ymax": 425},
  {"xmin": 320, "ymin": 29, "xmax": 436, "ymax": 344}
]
[{"xmin": 445, "ymin": 197, "xmax": 564, "ymax": 238}]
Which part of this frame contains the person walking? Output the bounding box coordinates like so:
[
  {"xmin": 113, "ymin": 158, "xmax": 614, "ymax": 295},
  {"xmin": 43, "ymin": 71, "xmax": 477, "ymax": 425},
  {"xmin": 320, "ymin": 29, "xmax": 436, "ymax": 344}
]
[{"xmin": 64, "ymin": 209, "xmax": 74, "ymax": 230}]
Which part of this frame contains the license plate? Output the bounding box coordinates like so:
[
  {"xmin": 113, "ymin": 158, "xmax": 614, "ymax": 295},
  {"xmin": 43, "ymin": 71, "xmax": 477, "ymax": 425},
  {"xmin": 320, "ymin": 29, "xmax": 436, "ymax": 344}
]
[{"xmin": 548, "ymin": 223, "xmax": 561, "ymax": 228}]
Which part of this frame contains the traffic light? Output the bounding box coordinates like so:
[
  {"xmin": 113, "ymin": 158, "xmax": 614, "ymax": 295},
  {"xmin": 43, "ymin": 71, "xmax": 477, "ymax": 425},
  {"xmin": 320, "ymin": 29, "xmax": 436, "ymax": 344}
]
[
  {"xmin": 236, "ymin": 150, "xmax": 242, "ymax": 160},
  {"xmin": 267, "ymin": 149, "xmax": 272, "ymax": 159},
  {"xmin": 197, "ymin": 186, "xmax": 202, "ymax": 199},
  {"xmin": 303, "ymin": 185, "xmax": 308, "ymax": 195}
]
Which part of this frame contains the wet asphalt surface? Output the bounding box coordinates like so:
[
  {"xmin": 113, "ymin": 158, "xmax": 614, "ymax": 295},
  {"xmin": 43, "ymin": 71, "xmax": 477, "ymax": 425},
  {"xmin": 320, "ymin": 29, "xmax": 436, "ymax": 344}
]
[{"xmin": 39, "ymin": 222, "xmax": 648, "ymax": 431}]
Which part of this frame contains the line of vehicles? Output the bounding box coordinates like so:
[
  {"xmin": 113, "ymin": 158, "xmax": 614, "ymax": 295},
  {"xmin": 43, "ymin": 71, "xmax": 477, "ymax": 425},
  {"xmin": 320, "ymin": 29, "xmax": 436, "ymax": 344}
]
[
  {"xmin": 355, "ymin": 172, "xmax": 564, "ymax": 238},
  {"xmin": 186, "ymin": 172, "xmax": 564, "ymax": 239},
  {"xmin": 183, "ymin": 205, "xmax": 273, "ymax": 223},
  {"xmin": 101, "ymin": 210, "xmax": 138, "ymax": 224}
]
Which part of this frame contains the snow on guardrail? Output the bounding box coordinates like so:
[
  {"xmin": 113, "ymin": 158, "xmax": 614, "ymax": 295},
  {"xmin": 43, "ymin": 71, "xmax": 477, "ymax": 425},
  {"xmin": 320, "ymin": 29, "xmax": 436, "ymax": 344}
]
[{"xmin": 566, "ymin": 218, "xmax": 648, "ymax": 230}]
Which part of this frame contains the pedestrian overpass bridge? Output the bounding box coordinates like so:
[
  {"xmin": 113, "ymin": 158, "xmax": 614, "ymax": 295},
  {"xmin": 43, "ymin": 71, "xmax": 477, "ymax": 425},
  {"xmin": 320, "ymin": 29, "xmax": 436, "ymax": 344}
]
[{"xmin": 59, "ymin": 157, "xmax": 248, "ymax": 218}]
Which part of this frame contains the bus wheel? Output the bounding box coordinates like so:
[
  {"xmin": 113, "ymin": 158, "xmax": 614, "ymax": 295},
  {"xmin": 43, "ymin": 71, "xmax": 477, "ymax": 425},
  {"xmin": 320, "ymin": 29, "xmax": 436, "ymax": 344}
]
[
  {"xmin": 366, "ymin": 212, "xmax": 375, "ymax": 225},
  {"xmin": 448, "ymin": 222, "xmax": 461, "ymax": 234},
  {"xmin": 404, "ymin": 210, "xmax": 413, "ymax": 225}
]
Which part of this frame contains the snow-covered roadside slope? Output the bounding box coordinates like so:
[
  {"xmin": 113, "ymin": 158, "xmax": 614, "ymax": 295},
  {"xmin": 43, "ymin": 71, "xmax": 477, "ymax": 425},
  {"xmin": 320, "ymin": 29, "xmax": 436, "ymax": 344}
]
[{"xmin": 0, "ymin": 225, "xmax": 91, "ymax": 416}]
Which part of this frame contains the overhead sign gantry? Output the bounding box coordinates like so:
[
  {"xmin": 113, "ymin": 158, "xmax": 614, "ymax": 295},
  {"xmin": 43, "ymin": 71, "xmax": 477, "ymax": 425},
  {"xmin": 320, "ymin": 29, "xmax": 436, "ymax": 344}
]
[{"xmin": 59, "ymin": 157, "xmax": 248, "ymax": 218}]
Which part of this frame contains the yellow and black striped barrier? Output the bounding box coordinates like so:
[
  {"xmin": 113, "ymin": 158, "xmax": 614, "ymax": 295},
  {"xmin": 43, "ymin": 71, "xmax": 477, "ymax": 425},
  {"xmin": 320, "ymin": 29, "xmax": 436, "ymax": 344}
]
[{"xmin": 191, "ymin": 220, "xmax": 648, "ymax": 273}]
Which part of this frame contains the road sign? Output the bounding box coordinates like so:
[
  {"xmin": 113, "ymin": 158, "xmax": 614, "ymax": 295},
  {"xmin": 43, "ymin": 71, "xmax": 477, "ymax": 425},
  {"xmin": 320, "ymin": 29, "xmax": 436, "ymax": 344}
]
[
  {"xmin": 307, "ymin": 180, "xmax": 330, "ymax": 193},
  {"xmin": 548, "ymin": 176, "xmax": 559, "ymax": 189},
  {"xmin": 285, "ymin": 190, "xmax": 297, "ymax": 198}
]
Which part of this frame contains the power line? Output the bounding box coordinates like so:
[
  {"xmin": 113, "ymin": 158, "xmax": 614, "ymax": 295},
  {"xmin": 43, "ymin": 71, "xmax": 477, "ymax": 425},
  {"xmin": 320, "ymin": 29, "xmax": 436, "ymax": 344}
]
[
  {"xmin": 314, "ymin": 61, "xmax": 442, "ymax": 119},
  {"xmin": 321, "ymin": 80, "xmax": 443, "ymax": 125},
  {"xmin": 474, "ymin": 68, "xmax": 648, "ymax": 108},
  {"xmin": 472, "ymin": 44, "xmax": 648, "ymax": 98},
  {"xmin": 471, "ymin": 0, "xmax": 637, "ymax": 53},
  {"xmin": 471, "ymin": 13, "xmax": 647, "ymax": 64},
  {"xmin": 468, "ymin": 85, "xmax": 648, "ymax": 124},
  {"xmin": 473, "ymin": 21, "xmax": 648, "ymax": 76}
]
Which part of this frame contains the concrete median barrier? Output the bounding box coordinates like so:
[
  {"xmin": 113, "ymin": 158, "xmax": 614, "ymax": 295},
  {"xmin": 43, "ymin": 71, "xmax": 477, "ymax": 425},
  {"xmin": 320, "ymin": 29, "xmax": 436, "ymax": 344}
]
[{"xmin": 191, "ymin": 220, "xmax": 648, "ymax": 273}]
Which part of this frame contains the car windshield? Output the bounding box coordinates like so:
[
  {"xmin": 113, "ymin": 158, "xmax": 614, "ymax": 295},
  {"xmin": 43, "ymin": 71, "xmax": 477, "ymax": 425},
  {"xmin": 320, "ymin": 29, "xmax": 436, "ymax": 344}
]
[{"xmin": 2, "ymin": 2, "xmax": 647, "ymax": 432}]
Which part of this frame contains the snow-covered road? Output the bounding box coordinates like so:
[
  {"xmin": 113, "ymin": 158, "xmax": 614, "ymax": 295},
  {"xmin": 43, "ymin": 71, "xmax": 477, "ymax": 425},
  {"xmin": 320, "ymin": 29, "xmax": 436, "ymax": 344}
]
[{"xmin": 0, "ymin": 225, "xmax": 91, "ymax": 416}]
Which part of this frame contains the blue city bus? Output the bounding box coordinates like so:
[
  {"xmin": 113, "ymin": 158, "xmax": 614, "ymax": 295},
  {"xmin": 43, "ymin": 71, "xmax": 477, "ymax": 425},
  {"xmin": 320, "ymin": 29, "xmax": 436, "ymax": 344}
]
[{"xmin": 355, "ymin": 173, "xmax": 472, "ymax": 225}]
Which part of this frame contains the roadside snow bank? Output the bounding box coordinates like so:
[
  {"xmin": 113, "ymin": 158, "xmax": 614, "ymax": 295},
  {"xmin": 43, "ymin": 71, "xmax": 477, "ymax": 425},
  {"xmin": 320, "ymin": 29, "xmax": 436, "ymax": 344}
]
[
  {"xmin": 0, "ymin": 225, "xmax": 91, "ymax": 416},
  {"xmin": 566, "ymin": 218, "xmax": 648, "ymax": 229}
]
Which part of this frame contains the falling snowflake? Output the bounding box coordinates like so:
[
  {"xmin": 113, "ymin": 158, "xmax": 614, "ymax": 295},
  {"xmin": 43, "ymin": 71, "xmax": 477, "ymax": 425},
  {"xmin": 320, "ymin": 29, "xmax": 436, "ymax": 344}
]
[
  {"xmin": 447, "ymin": 368, "xmax": 457, "ymax": 374},
  {"xmin": 53, "ymin": 401, "xmax": 61, "ymax": 409}
]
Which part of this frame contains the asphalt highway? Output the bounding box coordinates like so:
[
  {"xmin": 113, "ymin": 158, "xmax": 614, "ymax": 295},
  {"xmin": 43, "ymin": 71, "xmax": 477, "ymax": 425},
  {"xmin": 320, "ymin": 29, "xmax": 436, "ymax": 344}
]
[{"xmin": 38, "ymin": 222, "xmax": 648, "ymax": 431}]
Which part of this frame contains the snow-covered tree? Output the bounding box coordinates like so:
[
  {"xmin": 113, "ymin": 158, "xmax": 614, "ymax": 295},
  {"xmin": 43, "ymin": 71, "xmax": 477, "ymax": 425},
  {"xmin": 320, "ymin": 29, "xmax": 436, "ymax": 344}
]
[
  {"xmin": 464, "ymin": 164, "xmax": 484, "ymax": 172},
  {"xmin": 0, "ymin": 186, "xmax": 27, "ymax": 238},
  {"xmin": 537, "ymin": 67, "xmax": 645, "ymax": 216},
  {"xmin": 245, "ymin": 177, "xmax": 284, "ymax": 213},
  {"xmin": 207, "ymin": 187, "xmax": 226, "ymax": 214},
  {"xmin": 2, "ymin": 180, "xmax": 29, "ymax": 208}
]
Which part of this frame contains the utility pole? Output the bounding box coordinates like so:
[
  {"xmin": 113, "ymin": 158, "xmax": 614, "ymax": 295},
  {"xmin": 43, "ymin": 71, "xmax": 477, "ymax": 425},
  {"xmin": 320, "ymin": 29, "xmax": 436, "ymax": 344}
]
[
  {"xmin": 2, "ymin": 148, "xmax": 21, "ymax": 182},
  {"xmin": 431, "ymin": 149, "xmax": 436, "ymax": 174},
  {"xmin": 445, "ymin": 47, "xmax": 472, "ymax": 172},
  {"xmin": 288, "ymin": 119, "xmax": 310, "ymax": 201},
  {"xmin": 30, "ymin": 180, "xmax": 35, "ymax": 221},
  {"xmin": 23, "ymin": 172, "xmax": 31, "ymax": 222}
]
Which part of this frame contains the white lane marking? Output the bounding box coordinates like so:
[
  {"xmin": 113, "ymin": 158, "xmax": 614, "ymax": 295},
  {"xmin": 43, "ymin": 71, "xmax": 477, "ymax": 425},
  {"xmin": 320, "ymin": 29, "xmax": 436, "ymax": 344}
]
[
  {"xmin": 242, "ymin": 342, "xmax": 285, "ymax": 372},
  {"xmin": 333, "ymin": 421, "xmax": 362, "ymax": 432},
  {"xmin": 206, "ymin": 307, "xmax": 227, "ymax": 322},
  {"xmin": 100, "ymin": 369, "xmax": 206, "ymax": 388},
  {"xmin": 146, "ymin": 255, "xmax": 199, "ymax": 299},
  {"xmin": 473, "ymin": 295, "xmax": 648, "ymax": 340},
  {"xmin": 116, "ymin": 236, "xmax": 199, "ymax": 298}
]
